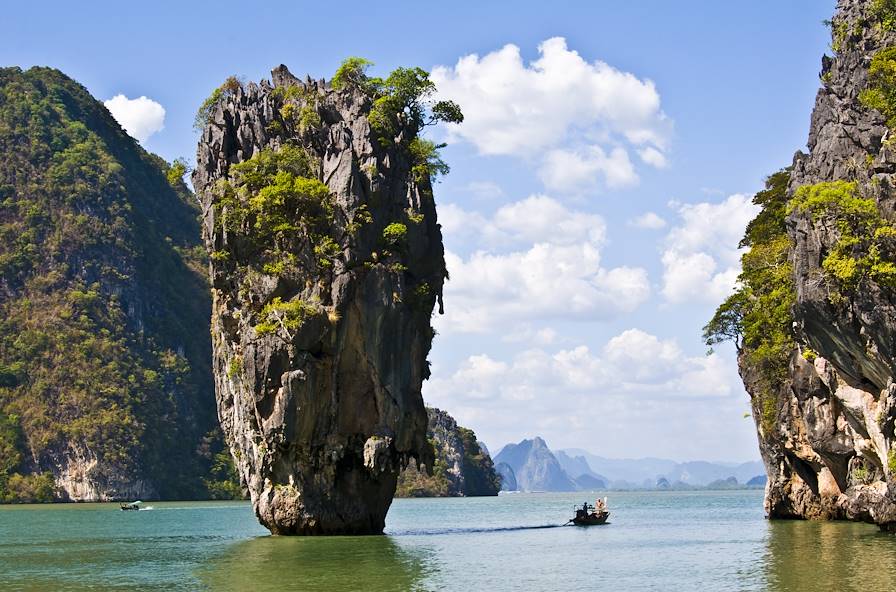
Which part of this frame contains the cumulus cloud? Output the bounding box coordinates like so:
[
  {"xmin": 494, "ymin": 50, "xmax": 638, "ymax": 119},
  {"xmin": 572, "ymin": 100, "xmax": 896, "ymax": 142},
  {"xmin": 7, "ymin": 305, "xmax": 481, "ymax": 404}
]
[
  {"xmin": 423, "ymin": 329, "xmax": 741, "ymax": 454},
  {"xmin": 661, "ymin": 194, "xmax": 759, "ymax": 303},
  {"xmin": 638, "ymin": 146, "xmax": 668, "ymax": 168},
  {"xmin": 629, "ymin": 211, "xmax": 667, "ymax": 230},
  {"xmin": 104, "ymin": 94, "xmax": 166, "ymax": 143},
  {"xmin": 436, "ymin": 195, "xmax": 649, "ymax": 333},
  {"xmin": 431, "ymin": 37, "xmax": 671, "ymax": 193},
  {"xmin": 538, "ymin": 146, "xmax": 638, "ymax": 192}
]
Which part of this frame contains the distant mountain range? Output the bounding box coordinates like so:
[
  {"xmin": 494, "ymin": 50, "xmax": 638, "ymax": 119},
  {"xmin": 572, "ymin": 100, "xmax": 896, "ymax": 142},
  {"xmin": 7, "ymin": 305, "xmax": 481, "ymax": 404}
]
[{"xmin": 494, "ymin": 438, "xmax": 765, "ymax": 492}]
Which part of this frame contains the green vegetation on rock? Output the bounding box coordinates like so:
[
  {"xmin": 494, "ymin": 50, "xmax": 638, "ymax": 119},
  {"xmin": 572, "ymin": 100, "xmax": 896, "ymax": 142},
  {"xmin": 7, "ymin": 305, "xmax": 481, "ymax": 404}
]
[
  {"xmin": 330, "ymin": 57, "xmax": 462, "ymax": 183},
  {"xmin": 396, "ymin": 408, "xmax": 500, "ymax": 497},
  {"xmin": 788, "ymin": 181, "xmax": 896, "ymax": 292},
  {"xmin": 871, "ymin": 0, "xmax": 896, "ymax": 31},
  {"xmin": 704, "ymin": 170, "xmax": 796, "ymax": 432},
  {"xmin": 195, "ymin": 76, "xmax": 242, "ymax": 131},
  {"xmin": 0, "ymin": 66, "xmax": 221, "ymax": 501},
  {"xmin": 860, "ymin": 47, "xmax": 896, "ymax": 128},
  {"xmin": 211, "ymin": 144, "xmax": 338, "ymax": 278}
]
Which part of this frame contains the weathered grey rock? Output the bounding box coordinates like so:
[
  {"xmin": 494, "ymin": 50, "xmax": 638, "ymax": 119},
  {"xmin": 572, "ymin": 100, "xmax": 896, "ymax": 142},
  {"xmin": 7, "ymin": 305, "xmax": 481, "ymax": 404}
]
[
  {"xmin": 494, "ymin": 437, "xmax": 578, "ymax": 492},
  {"xmin": 396, "ymin": 407, "xmax": 501, "ymax": 497},
  {"xmin": 495, "ymin": 463, "xmax": 518, "ymax": 491},
  {"xmin": 193, "ymin": 65, "xmax": 444, "ymax": 534},
  {"xmin": 746, "ymin": 0, "xmax": 896, "ymax": 529}
]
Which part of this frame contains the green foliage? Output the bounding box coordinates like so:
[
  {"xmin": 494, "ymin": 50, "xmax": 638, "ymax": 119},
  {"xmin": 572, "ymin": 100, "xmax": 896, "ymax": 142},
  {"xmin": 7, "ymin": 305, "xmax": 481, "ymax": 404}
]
[
  {"xmin": 277, "ymin": 86, "xmax": 322, "ymax": 134},
  {"xmin": 195, "ymin": 75, "xmax": 242, "ymax": 130},
  {"xmin": 789, "ymin": 181, "xmax": 896, "ymax": 292},
  {"xmin": 889, "ymin": 448, "xmax": 896, "ymax": 477},
  {"xmin": 871, "ymin": 0, "xmax": 896, "ymax": 31},
  {"xmin": 704, "ymin": 170, "xmax": 795, "ymax": 433},
  {"xmin": 212, "ymin": 144, "xmax": 339, "ymax": 277},
  {"xmin": 330, "ymin": 57, "xmax": 463, "ymax": 178},
  {"xmin": 3, "ymin": 472, "xmax": 56, "ymax": 503},
  {"xmin": 853, "ymin": 462, "xmax": 871, "ymax": 485},
  {"xmin": 331, "ymin": 57, "xmax": 374, "ymax": 91},
  {"xmin": 458, "ymin": 426, "xmax": 502, "ymax": 496},
  {"xmin": 382, "ymin": 222, "xmax": 408, "ymax": 247},
  {"xmin": 254, "ymin": 297, "xmax": 318, "ymax": 336},
  {"xmin": 227, "ymin": 356, "xmax": 242, "ymax": 379},
  {"xmin": 409, "ymin": 137, "xmax": 449, "ymax": 182},
  {"xmin": 367, "ymin": 67, "xmax": 464, "ymax": 140},
  {"xmin": 166, "ymin": 158, "xmax": 189, "ymax": 187},
  {"xmin": 203, "ymin": 449, "xmax": 244, "ymax": 500},
  {"xmin": 860, "ymin": 47, "xmax": 896, "ymax": 128},
  {"xmin": 0, "ymin": 67, "xmax": 217, "ymax": 501},
  {"xmin": 395, "ymin": 436, "xmax": 450, "ymax": 498}
]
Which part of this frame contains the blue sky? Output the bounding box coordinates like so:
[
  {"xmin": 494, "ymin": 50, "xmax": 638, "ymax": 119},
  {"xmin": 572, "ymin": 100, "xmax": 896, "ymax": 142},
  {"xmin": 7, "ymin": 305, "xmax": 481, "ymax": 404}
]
[{"xmin": 4, "ymin": 1, "xmax": 835, "ymax": 461}]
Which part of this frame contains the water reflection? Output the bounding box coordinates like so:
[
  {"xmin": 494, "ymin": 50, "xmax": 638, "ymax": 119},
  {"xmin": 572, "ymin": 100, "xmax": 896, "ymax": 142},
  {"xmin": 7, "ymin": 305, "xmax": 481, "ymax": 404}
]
[
  {"xmin": 763, "ymin": 520, "xmax": 896, "ymax": 591},
  {"xmin": 197, "ymin": 534, "xmax": 434, "ymax": 592}
]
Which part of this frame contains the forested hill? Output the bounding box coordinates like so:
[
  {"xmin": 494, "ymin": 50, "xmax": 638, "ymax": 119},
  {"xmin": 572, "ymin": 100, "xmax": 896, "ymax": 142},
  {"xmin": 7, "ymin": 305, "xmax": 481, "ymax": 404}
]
[{"xmin": 0, "ymin": 67, "xmax": 231, "ymax": 501}]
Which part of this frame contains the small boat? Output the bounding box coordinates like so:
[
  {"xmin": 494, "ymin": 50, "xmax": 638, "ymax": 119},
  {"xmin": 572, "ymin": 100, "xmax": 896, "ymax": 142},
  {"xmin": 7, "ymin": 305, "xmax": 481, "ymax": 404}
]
[
  {"xmin": 572, "ymin": 508, "xmax": 609, "ymax": 525},
  {"xmin": 120, "ymin": 500, "xmax": 142, "ymax": 511},
  {"xmin": 570, "ymin": 500, "xmax": 610, "ymax": 526}
]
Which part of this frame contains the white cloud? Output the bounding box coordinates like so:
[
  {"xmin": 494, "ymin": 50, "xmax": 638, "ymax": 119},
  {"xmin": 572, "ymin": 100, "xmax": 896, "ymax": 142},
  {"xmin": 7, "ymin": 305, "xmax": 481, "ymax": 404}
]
[
  {"xmin": 629, "ymin": 211, "xmax": 667, "ymax": 230},
  {"xmin": 638, "ymin": 146, "xmax": 668, "ymax": 168},
  {"xmin": 660, "ymin": 194, "xmax": 759, "ymax": 303},
  {"xmin": 436, "ymin": 196, "xmax": 650, "ymax": 333},
  {"xmin": 432, "ymin": 37, "xmax": 671, "ymax": 193},
  {"xmin": 104, "ymin": 94, "xmax": 166, "ymax": 143},
  {"xmin": 424, "ymin": 328, "xmax": 739, "ymax": 453},
  {"xmin": 538, "ymin": 146, "xmax": 637, "ymax": 192}
]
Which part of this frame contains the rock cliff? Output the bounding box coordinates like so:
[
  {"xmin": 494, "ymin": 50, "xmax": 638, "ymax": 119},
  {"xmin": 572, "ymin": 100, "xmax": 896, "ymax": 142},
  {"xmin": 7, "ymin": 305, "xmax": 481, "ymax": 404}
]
[
  {"xmin": 494, "ymin": 437, "xmax": 578, "ymax": 492},
  {"xmin": 193, "ymin": 64, "xmax": 448, "ymax": 534},
  {"xmin": 396, "ymin": 407, "xmax": 501, "ymax": 497},
  {"xmin": 728, "ymin": 0, "xmax": 896, "ymax": 528}
]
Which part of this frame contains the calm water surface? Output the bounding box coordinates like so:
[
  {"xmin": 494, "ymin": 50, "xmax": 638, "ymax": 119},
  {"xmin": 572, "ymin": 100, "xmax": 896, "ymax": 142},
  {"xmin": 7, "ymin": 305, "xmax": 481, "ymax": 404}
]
[{"xmin": 2, "ymin": 490, "xmax": 895, "ymax": 591}]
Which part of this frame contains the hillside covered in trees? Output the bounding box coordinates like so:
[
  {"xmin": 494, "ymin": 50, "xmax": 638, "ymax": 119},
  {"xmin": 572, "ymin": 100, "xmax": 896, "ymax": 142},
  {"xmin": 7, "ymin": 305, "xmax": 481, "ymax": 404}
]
[{"xmin": 0, "ymin": 67, "xmax": 237, "ymax": 502}]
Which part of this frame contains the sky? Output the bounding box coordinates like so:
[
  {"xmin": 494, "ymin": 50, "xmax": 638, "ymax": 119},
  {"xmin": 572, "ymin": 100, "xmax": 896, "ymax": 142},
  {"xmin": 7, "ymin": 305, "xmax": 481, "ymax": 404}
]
[{"xmin": 4, "ymin": 0, "xmax": 836, "ymax": 462}]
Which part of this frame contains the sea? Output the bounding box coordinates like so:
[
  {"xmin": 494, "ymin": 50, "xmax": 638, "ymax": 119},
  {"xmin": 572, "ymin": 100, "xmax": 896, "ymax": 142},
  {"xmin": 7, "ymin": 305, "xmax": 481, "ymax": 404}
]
[{"xmin": 1, "ymin": 490, "xmax": 895, "ymax": 591}]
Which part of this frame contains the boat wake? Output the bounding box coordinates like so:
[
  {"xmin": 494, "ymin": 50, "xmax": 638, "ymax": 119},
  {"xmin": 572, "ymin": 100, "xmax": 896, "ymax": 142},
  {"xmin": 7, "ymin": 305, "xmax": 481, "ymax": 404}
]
[{"xmin": 390, "ymin": 524, "xmax": 565, "ymax": 536}]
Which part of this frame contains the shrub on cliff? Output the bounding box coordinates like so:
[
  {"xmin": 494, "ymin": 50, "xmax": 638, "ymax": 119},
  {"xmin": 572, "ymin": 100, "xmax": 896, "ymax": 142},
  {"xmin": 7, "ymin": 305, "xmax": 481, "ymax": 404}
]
[
  {"xmin": 330, "ymin": 57, "xmax": 462, "ymax": 182},
  {"xmin": 859, "ymin": 47, "xmax": 896, "ymax": 128},
  {"xmin": 788, "ymin": 180, "xmax": 896, "ymax": 292},
  {"xmin": 704, "ymin": 170, "xmax": 796, "ymax": 430}
]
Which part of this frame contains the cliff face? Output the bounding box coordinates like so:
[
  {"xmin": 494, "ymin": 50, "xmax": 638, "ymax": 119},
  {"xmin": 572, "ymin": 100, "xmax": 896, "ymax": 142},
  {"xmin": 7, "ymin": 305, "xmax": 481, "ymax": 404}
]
[
  {"xmin": 396, "ymin": 407, "xmax": 501, "ymax": 497},
  {"xmin": 0, "ymin": 67, "xmax": 218, "ymax": 502},
  {"xmin": 494, "ymin": 437, "xmax": 578, "ymax": 492},
  {"xmin": 193, "ymin": 66, "xmax": 446, "ymax": 534},
  {"xmin": 746, "ymin": 0, "xmax": 896, "ymax": 527}
]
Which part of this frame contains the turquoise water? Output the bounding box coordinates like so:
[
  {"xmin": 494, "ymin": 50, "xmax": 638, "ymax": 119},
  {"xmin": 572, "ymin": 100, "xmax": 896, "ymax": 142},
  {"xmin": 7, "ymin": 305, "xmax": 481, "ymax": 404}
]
[{"xmin": 2, "ymin": 490, "xmax": 895, "ymax": 591}]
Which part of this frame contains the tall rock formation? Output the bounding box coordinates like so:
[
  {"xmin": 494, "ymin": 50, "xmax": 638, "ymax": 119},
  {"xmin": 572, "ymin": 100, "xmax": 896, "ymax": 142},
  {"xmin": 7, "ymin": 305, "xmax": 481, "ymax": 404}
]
[
  {"xmin": 494, "ymin": 437, "xmax": 578, "ymax": 492},
  {"xmin": 0, "ymin": 67, "xmax": 218, "ymax": 502},
  {"xmin": 724, "ymin": 0, "xmax": 896, "ymax": 528},
  {"xmin": 396, "ymin": 407, "xmax": 501, "ymax": 497},
  {"xmin": 193, "ymin": 65, "xmax": 448, "ymax": 534}
]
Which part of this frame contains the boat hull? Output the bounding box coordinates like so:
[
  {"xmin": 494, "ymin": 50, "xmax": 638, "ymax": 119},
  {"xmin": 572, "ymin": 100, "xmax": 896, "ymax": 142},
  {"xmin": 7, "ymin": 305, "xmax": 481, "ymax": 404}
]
[{"xmin": 572, "ymin": 511, "xmax": 609, "ymax": 526}]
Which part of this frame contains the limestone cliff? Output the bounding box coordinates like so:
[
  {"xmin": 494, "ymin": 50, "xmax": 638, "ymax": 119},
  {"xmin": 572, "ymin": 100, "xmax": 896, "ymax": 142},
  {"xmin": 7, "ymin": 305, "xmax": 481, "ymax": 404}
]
[
  {"xmin": 193, "ymin": 65, "xmax": 448, "ymax": 534},
  {"xmin": 494, "ymin": 437, "xmax": 578, "ymax": 492},
  {"xmin": 738, "ymin": 0, "xmax": 896, "ymax": 528},
  {"xmin": 396, "ymin": 407, "xmax": 501, "ymax": 497}
]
